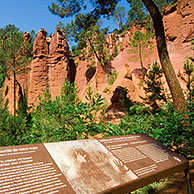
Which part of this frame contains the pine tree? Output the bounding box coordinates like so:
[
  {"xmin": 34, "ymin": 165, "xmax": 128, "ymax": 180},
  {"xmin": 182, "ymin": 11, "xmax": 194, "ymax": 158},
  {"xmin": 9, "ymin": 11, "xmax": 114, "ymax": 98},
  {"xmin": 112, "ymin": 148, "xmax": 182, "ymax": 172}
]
[
  {"xmin": 127, "ymin": 0, "xmax": 146, "ymax": 24},
  {"xmin": 84, "ymin": 25, "xmax": 110, "ymax": 66},
  {"xmin": 178, "ymin": 58, "xmax": 194, "ymax": 101},
  {"xmin": 113, "ymin": 6, "xmax": 126, "ymax": 31},
  {"xmin": 0, "ymin": 64, "xmax": 4, "ymax": 89},
  {"xmin": 0, "ymin": 25, "xmax": 33, "ymax": 115},
  {"xmin": 142, "ymin": 61, "xmax": 167, "ymax": 112},
  {"xmin": 129, "ymin": 30, "xmax": 153, "ymax": 69}
]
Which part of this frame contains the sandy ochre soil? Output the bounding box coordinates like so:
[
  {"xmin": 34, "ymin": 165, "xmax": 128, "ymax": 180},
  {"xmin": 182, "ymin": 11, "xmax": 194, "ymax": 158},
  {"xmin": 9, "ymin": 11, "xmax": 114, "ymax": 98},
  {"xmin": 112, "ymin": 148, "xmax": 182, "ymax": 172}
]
[{"xmin": 153, "ymin": 160, "xmax": 194, "ymax": 194}]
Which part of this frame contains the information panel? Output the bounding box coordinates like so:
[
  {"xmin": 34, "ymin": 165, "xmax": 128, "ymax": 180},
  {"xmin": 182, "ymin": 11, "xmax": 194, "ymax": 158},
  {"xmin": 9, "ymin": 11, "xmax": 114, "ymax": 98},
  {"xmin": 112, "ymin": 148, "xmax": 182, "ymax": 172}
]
[
  {"xmin": 98, "ymin": 134, "xmax": 188, "ymax": 194},
  {"xmin": 0, "ymin": 134, "xmax": 189, "ymax": 194},
  {"xmin": 0, "ymin": 144, "xmax": 75, "ymax": 194}
]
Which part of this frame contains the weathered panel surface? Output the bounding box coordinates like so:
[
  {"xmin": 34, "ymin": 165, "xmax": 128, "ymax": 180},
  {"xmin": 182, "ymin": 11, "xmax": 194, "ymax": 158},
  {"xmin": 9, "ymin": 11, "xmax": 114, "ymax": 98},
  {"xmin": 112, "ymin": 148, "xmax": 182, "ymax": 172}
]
[{"xmin": 0, "ymin": 134, "xmax": 188, "ymax": 194}]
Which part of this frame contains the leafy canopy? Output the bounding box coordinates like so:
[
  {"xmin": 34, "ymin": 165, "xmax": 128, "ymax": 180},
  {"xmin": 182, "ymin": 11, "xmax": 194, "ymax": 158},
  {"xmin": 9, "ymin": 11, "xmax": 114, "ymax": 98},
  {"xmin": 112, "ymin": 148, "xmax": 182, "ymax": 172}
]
[
  {"xmin": 0, "ymin": 24, "xmax": 33, "ymax": 115},
  {"xmin": 113, "ymin": 6, "xmax": 126, "ymax": 30},
  {"xmin": 49, "ymin": 0, "xmax": 120, "ymax": 21},
  {"xmin": 129, "ymin": 30, "xmax": 153, "ymax": 68},
  {"xmin": 0, "ymin": 24, "xmax": 33, "ymax": 77}
]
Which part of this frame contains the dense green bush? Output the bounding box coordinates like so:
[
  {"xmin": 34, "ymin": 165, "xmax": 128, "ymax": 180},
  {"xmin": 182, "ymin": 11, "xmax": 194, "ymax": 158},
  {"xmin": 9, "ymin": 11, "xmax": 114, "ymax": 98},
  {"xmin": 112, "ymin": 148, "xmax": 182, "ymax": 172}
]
[
  {"xmin": 20, "ymin": 81, "xmax": 107, "ymax": 144},
  {"xmin": 105, "ymin": 102, "xmax": 194, "ymax": 159},
  {"xmin": 0, "ymin": 79, "xmax": 107, "ymax": 146},
  {"xmin": 0, "ymin": 99, "xmax": 29, "ymax": 146},
  {"xmin": 0, "ymin": 78, "xmax": 193, "ymax": 160}
]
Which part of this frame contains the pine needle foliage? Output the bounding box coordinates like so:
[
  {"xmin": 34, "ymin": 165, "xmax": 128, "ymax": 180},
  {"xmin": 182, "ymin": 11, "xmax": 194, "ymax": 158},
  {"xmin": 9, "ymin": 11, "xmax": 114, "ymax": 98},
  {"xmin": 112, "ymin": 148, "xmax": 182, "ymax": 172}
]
[
  {"xmin": 141, "ymin": 62, "xmax": 167, "ymax": 112},
  {"xmin": 178, "ymin": 57, "xmax": 194, "ymax": 101}
]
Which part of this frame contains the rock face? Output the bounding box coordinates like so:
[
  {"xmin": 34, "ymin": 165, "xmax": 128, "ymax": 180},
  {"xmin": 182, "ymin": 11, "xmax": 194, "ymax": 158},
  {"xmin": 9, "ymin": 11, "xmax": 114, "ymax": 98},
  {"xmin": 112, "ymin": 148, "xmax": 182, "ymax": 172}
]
[
  {"xmin": 28, "ymin": 28, "xmax": 71, "ymax": 107},
  {"xmin": 163, "ymin": 0, "xmax": 194, "ymax": 71},
  {"xmin": 4, "ymin": 0, "xmax": 194, "ymax": 118},
  {"xmin": 28, "ymin": 29, "xmax": 49, "ymax": 107},
  {"xmin": 48, "ymin": 29, "xmax": 69, "ymax": 100},
  {"xmin": 103, "ymin": 86, "xmax": 127, "ymax": 124},
  {"xmin": 164, "ymin": 0, "xmax": 194, "ymax": 44},
  {"xmin": 75, "ymin": 0, "xmax": 194, "ymax": 122},
  {"xmin": 4, "ymin": 29, "xmax": 71, "ymax": 113}
]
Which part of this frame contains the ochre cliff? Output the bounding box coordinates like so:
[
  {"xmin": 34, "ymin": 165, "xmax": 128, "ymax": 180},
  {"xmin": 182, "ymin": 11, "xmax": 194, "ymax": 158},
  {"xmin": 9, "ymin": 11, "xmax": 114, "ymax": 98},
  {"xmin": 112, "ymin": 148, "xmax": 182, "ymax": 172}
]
[
  {"xmin": 75, "ymin": 0, "xmax": 194, "ymax": 122},
  {"xmin": 3, "ymin": 0, "xmax": 194, "ymax": 119},
  {"xmin": 4, "ymin": 28, "xmax": 71, "ymax": 113}
]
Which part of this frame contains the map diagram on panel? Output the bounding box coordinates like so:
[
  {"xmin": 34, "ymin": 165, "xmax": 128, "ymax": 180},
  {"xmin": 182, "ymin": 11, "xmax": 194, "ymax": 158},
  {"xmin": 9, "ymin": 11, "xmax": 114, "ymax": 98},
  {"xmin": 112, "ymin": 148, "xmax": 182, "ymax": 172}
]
[{"xmin": 44, "ymin": 139, "xmax": 137, "ymax": 194}]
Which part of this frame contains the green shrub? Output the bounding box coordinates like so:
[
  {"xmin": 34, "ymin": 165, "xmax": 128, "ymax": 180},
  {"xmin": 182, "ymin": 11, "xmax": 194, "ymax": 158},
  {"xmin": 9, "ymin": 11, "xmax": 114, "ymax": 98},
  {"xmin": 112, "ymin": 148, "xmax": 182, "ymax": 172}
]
[
  {"xmin": 0, "ymin": 101, "xmax": 29, "ymax": 146},
  {"xmin": 103, "ymin": 87, "xmax": 112, "ymax": 94},
  {"xmin": 105, "ymin": 101, "xmax": 194, "ymax": 160},
  {"xmin": 108, "ymin": 70, "xmax": 118, "ymax": 85},
  {"xmin": 21, "ymin": 80, "xmax": 107, "ymax": 144},
  {"xmin": 132, "ymin": 181, "xmax": 163, "ymax": 194},
  {"xmin": 191, "ymin": 39, "xmax": 194, "ymax": 50},
  {"xmin": 152, "ymin": 103, "xmax": 194, "ymax": 159}
]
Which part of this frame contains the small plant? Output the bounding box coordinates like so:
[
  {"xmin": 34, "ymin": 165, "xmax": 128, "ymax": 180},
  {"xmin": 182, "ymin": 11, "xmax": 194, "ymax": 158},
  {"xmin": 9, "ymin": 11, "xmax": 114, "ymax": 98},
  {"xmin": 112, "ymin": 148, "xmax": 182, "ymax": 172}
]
[
  {"xmin": 85, "ymin": 86, "xmax": 107, "ymax": 121},
  {"xmin": 138, "ymin": 79, "xmax": 144, "ymax": 86},
  {"xmin": 103, "ymin": 87, "xmax": 112, "ymax": 94},
  {"xmin": 108, "ymin": 70, "xmax": 118, "ymax": 85},
  {"xmin": 132, "ymin": 181, "xmax": 163, "ymax": 194},
  {"xmin": 112, "ymin": 45, "xmax": 119, "ymax": 58},
  {"xmin": 129, "ymin": 30, "xmax": 154, "ymax": 69},
  {"xmin": 191, "ymin": 39, "xmax": 194, "ymax": 50}
]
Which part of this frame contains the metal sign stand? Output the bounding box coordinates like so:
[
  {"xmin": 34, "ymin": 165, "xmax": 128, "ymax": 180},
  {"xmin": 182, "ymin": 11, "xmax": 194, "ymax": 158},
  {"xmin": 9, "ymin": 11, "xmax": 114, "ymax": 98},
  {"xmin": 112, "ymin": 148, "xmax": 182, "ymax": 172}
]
[{"xmin": 185, "ymin": 168, "xmax": 193, "ymax": 194}]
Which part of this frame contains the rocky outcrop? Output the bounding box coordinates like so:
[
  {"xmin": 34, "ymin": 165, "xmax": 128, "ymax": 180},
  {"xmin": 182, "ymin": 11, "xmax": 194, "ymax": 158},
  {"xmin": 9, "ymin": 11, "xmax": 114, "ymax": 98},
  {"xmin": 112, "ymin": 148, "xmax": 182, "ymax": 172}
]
[
  {"xmin": 28, "ymin": 29, "xmax": 49, "ymax": 107},
  {"xmin": 4, "ymin": 0, "xmax": 194, "ymax": 118},
  {"xmin": 103, "ymin": 86, "xmax": 127, "ymax": 124},
  {"xmin": 163, "ymin": 0, "xmax": 194, "ymax": 45},
  {"xmin": 4, "ymin": 28, "xmax": 71, "ymax": 113},
  {"xmin": 48, "ymin": 28, "xmax": 69, "ymax": 100},
  {"xmin": 28, "ymin": 28, "xmax": 71, "ymax": 107},
  {"xmin": 163, "ymin": 0, "xmax": 194, "ymax": 72},
  {"xmin": 75, "ymin": 0, "xmax": 194, "ymax": 123},
  {"xmin": 24, "ymin": 32, "xmax": 31, "ymax": 42},
  {"xmin": 132, "ymin": 68, "xmax": 147, "ymax": 79}
]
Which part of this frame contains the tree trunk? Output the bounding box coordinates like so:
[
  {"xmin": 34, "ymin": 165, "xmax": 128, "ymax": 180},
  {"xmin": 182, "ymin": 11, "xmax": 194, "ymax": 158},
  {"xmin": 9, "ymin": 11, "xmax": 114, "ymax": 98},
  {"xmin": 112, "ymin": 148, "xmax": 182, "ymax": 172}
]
[
  {"xmin": 139, "ymin": 43, "xmax": 144, "ymax": 69},
  {"xmin": 117, "ymin": 21, "xmax": 121, "ymax": 31},
  {"xmin": 13, "ymin": 65, "xmax": 16, "ymax": 116},
  {"xmin": 87, "ymin": 37, "xmax": 102, "ymax": 65},
  {"xmin": 188, "ymin": 74, "xmax": 191, "ymax": 101},
  {"xmin": 142, "ymin": 0, "xmax": 187, "ymax": 111}
]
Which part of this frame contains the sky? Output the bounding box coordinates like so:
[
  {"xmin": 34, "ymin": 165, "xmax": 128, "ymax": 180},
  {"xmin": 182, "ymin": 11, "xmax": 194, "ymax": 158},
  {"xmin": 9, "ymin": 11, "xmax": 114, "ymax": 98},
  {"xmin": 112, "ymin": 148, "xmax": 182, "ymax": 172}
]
[{"xmin": 0, "ymin": 0, "xmax": 129, "ymax": 35}]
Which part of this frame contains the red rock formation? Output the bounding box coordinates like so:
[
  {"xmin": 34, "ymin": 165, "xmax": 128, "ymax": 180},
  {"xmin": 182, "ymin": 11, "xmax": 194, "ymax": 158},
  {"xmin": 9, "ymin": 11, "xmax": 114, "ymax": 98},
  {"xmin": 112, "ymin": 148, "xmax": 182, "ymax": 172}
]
[
  {"xmin": 3, "ymin": 29, "xmax": 71, "ymax": 112},
  {"xmin": 75, "ymin": 0, "xmax": 194, "ymax": 123},
  {"xmin": 103, "ymin": 86, "xmax": 127, "ymax": 124},
  {"xmin": 3, "ymin": 0, "xmax": 194, "ymax": 118},
  {"xmin": 164, "ymin": 0, "xmax": 194, "ymax": 45},
  {"xmin": 163, "ymin": 0, "xmax": 194, "ymax": 72},
  {"xmin": 28, "ymin": 29, "xmax": 49, "ymax": 107},
  {"xmin": 24, "ymin": 32, "xmax": 31, "ymax": 42},
  {"xmin": 48, "ymin": 28, "xmax": 69, "ymax": 100},
  {"xmin": 27, "ymin": 28, "xmax": 71, "ymax": 107}
]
